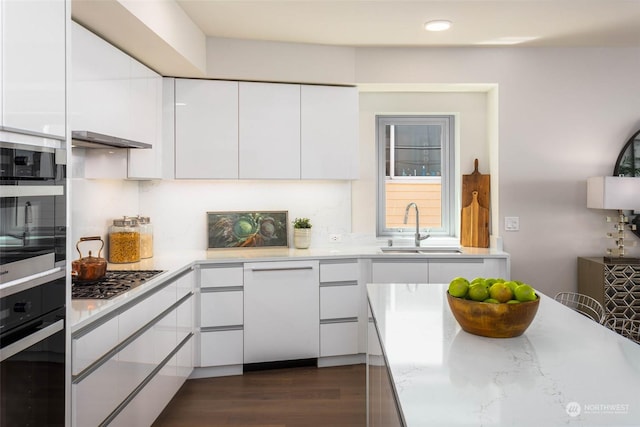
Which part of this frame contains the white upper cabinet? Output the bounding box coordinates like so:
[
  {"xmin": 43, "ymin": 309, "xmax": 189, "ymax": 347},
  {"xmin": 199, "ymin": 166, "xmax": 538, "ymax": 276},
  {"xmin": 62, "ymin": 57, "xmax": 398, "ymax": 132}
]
[
  {"xmin": 127, "ymin": 61, "xmax": 163, "ymax": 179},
  {"xmin": 172, "ymin": 79, "xmax": 359, "ymax": 181},
  {"xmin": 1, "ymin": 0, "xmax": 66, "ymax": 139},
  {"xmin": 71, "ymin": 22, "xmax": 161, "ymax": 147},
  {"xmin": 301, "ymin": 85, "xmax": 358, "ymax": 180},
  {"xmin": 71, "ymin": 22, "xmax": 130, "ymax": 139},
  {"xmin": 174, "ymin": 79, "xmax": 239, "ymax": 179},
  {"xmin": 239, "ymin": 82, "xmax": 301, "ymax": 179},
  {"xmin": 71, "ymin": 22, "xmax": 163, "ymax": 179}
]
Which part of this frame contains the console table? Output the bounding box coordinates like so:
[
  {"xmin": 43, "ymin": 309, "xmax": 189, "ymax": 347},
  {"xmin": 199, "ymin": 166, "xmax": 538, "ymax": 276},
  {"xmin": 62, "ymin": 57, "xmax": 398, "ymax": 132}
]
[{"xmin": 577, "ymin": 257, "xmax": 640, "ymax": 322}]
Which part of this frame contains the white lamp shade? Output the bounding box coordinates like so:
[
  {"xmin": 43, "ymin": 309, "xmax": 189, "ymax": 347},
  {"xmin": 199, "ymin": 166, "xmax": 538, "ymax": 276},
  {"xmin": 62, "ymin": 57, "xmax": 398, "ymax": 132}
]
[{"xmin": 587, "ymin": 176, "xmax": 640, "ymax": 210}]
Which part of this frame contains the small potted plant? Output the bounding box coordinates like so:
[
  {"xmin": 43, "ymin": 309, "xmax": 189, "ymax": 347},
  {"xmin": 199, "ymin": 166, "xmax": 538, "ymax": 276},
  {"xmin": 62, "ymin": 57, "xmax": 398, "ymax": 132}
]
[{"xmin": 292, "ymin": 217, "xmax": 312, "ymax": 249}]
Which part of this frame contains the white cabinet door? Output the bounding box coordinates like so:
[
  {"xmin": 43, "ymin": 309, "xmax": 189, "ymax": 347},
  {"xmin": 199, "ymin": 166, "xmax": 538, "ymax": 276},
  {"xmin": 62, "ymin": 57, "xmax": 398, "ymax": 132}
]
[
  {"xmin": 371, "ymin": 260, "xmax": 428, "ymax": 283},
  {"xmin": 200, "ymin": 329, "xmax": 243, "ymax": 367},
  {"xmin": 320, "ymin": 285, "xmax": 360, "ymax": 320},
  {"xmin": 72, "ymin": 357, "xmax": 121, "ymax": 427},
  {"xmin": 72, "ymin": 316, "xmax": 119, "ymax": 375},
  {"xmin": 127, "ymin": 59, "xmax": 163, "ymax": 179},
  {"xmin": 428, "ymin": 258, "xmax": 509, "ymax": 283},
  {"xmin": 175, "ymin": 79, "xmax": 239, "ymax": 179},
  {"xmin": 2, "ymin": 0, "xmax": 66, "ymax": 138},
  {"xmin": 320, "ymin": 261, "xmax": 359, "ymax": 283},
  {"xmin": 301, "ymin": 85, "xmax": 358, "ymax": 179},
  {"xmin": 239, "ymin": 82, "xmax": 301, "ymax": 179},
  {"xmin": 71, "ymin": 22, "xmax": 130, "ymax": 139},
  {"xmin": 201, "ymin": 290, "xmax": 243, "ymax": 327},
  {"xmin": 119, "ymin": 281, "xmax": 176, "ymax": 341},
  {"xmin": 243, "ymin": 260, "xmax": 319, "ymax": 363},
  {"xmin": 320, "ymin": 322, "xmax": 359, "ymax": 357},
  {"xmin": 200, "ymin": 265, "xmax": 244, "ymax": 288}
]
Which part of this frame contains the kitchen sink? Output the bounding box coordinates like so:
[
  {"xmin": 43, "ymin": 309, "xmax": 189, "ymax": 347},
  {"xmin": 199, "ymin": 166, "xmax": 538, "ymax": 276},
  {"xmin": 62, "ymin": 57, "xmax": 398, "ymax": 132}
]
[{"xmin": 379, "ymin": 246, "xmax": 463, "ymax": 255}]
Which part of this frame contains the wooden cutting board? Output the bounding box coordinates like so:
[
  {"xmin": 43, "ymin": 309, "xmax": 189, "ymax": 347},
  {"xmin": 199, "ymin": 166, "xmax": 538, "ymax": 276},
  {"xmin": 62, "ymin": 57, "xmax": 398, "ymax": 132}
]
[
  {"xmin": 461, "ymin": 159, "xmax": 490, "ymax": 248},
  {"xmin": 461, "ymin": 159, "xmax": 490, "ymax": 209},
  {"xmin": 461, "ymin": 191, "xmax": 490, "ymax": 248}
]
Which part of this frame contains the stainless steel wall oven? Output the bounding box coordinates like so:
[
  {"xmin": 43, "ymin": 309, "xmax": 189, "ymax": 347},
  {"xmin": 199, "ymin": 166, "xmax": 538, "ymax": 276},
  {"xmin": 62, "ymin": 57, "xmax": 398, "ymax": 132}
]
[
  {"xmin": 0, "ymin": 141, "xmax": 66, "ymax": 282},
  {"xmin": 0, "ymin": 141, "xmax": 66, "ymax": 426}
]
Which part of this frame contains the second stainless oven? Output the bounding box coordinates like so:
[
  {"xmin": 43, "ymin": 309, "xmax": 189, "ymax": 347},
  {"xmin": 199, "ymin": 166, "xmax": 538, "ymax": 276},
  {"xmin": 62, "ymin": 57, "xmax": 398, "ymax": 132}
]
[{"xmin": 0, "ymin": 141, "xmax": 66, "ymax": 283}]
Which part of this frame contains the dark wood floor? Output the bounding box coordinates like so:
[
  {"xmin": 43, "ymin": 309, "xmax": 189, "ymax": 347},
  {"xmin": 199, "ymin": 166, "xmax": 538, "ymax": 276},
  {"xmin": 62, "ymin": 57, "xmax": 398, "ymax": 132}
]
[{"xmin": 152, "ymin": 364, "xmax": 366, "ymax": 427}]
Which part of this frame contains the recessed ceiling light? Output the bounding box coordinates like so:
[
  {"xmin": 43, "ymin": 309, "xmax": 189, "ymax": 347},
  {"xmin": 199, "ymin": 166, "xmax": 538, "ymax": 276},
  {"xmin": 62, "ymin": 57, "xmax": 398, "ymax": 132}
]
[{"xmin": 424, "ymin": 20, "xmax": 451, "ymax": 32}]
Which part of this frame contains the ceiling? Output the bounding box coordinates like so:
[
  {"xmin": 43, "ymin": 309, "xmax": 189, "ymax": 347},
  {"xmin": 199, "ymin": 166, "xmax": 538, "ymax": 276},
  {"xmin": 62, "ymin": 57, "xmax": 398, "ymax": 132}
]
[{"xmin": 176, "ymin": 0, "xmax": 640, "ymax": 47}]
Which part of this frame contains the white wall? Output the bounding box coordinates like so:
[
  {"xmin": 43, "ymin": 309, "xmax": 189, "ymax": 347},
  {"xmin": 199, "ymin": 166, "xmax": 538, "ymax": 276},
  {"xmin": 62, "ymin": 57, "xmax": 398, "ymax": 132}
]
[{"xmin": 355, "ymin": 46, "xmax": 640, "ymax": 295}]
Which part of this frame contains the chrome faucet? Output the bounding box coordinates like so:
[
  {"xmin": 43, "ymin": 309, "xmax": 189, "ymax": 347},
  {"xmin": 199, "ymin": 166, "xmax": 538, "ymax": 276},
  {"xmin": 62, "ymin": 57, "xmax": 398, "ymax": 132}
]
[{"xmin": 404, "ymin": 202, "xmax": 430, "ymax": 247}]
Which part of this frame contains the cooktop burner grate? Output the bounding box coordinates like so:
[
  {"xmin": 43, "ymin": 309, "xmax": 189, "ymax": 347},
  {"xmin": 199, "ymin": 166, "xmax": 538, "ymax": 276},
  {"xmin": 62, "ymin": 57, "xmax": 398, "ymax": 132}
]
[{"xmin": 72, "ymin": 270, "xmax": 165, "ymax": 299}]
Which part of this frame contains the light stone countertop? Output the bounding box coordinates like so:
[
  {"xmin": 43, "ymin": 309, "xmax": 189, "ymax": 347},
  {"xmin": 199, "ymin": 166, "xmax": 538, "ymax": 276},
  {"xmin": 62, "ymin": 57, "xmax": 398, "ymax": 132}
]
[
  {"xmin": 70, "ymin": 244, "xmax": 509, "ymax": 332},
  {"xmin": 367, "ymin": 282, "xmax": 640, "ymax": 426}
]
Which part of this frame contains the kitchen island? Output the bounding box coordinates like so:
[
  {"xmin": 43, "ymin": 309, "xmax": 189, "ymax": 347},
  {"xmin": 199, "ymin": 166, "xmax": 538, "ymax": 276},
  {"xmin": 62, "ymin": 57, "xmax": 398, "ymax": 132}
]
[{"xmin": 367, "ymin": 283, "xmax": 640, "ymax": 426}]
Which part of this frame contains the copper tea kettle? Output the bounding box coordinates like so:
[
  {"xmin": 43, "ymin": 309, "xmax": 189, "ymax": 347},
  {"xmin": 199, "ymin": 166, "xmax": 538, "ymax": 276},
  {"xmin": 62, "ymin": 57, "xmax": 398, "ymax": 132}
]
[{"xmin": 71, "ymin": 236, "xmax": 107, "ymax": 282}]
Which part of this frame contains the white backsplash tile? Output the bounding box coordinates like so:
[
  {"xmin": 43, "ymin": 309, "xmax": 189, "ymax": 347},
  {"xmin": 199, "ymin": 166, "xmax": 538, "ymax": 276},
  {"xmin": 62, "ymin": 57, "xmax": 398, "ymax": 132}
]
[
  {"xmin": 139, "ymin": 180, "xmax": 352, "ymax": 252},
  {"xmin": 71, "ymin": 178, "xmax": 353, "ymax": 254},
  {"xmin": 70, "ymin": 178, "xmax": 140, "ymax": 251}
]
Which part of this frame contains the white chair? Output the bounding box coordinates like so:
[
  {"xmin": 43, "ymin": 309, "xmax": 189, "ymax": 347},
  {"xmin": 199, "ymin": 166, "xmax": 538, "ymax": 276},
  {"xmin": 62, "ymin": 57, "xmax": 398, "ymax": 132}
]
[
  {"xmin": 605, "ymin": 317, "xmax": 640, "ymax": 345},
  {"xmin": 553, "ymin": 292, "xmax": 606, "ymax": 324}
]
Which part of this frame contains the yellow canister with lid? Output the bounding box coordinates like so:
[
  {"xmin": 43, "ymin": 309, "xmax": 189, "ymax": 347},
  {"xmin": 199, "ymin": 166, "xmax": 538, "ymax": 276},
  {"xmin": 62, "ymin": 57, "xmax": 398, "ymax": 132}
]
[{"xmin": 108, "ymin": 217, "xmax": 140, "ymax": 263}]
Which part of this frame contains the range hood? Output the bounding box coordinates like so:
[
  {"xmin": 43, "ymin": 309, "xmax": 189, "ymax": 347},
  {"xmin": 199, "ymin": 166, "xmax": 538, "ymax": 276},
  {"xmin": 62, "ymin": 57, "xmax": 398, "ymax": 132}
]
[{"xmin": 71, "ymin": 131, "xmax": 151, "ymax": 149}]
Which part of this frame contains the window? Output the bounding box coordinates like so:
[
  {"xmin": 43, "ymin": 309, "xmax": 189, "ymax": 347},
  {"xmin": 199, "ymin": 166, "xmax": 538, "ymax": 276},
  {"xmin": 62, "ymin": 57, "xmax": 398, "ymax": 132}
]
[{"xmin": 376, "ymin": 115, "xmax": 455, "ymax": 237}]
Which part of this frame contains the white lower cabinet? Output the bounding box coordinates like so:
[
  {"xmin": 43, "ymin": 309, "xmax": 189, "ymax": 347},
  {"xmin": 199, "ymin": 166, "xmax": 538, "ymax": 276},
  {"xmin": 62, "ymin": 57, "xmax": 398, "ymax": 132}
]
[
  {"xmin": 372, "ymin": 257, "xmax": 509, "ymax": 284},
  {"xmin": 200, "ymin": 329, "xmax": 244, "ymax": 366},
  {"xmin": 320, "ymin": 322, "xmax": 359, "ymax": 357},
  {"xmin": 72, "ymin": 356, "xmax": 120, "ymax": 427},
  {"xmin": 197, "ymin": 264, "xmax": 245, "ymax": 371},
  {"xmin": 371, "ymin": 260, "xmax": 428, "ymax": 283},
  {"xmin": 428, "ymin": 257, "xmax": 509, "ymax": 282},
  {"xmin": 244, "ymin": 260, "xmax": 319, "ymax": 364},
  {"xmin": 319, "ymin": 260, "xmax": 362, "ymax": 359},
  {"xmin": 71, "ymin": 270, "xmax": 195, "ymax": 426},
  {"xmin": 201, "ymin": 290, "xmax": 243, "ymax": 327}
]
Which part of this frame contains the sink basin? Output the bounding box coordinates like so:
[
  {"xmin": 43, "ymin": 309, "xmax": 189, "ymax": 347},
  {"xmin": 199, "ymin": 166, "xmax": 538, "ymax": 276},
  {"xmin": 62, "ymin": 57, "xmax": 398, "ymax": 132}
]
[{"xmin": 379, "ymin": 246, "xmax": 462, "ymax": 254}]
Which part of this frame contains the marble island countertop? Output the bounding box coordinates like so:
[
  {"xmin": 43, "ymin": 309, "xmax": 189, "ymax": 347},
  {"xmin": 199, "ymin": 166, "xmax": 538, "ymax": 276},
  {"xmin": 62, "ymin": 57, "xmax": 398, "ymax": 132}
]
[{"xmin": 367, "ymin": 283, "xmax": 640, "ymax": 427}]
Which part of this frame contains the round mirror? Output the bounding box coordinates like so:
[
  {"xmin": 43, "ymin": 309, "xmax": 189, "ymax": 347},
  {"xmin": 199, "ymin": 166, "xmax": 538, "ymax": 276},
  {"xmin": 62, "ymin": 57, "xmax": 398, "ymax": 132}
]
[
  {"xmin": 614, "ymin": 128, "xmax": 640, "ymax": 177},
  {"xmin": 613, "ymin": 128, "xmax": 640, "ymax": 238}
]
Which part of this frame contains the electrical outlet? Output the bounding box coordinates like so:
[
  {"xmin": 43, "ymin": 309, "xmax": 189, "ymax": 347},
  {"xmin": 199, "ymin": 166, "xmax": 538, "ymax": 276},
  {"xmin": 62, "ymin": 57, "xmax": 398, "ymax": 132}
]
[
  {"xmin": 505, "ymin": 217, "xmax": 520, "ymax": 231},
  {"xmin": 329, "ymin": 234, "xmax": 342, "ymax": 242}
]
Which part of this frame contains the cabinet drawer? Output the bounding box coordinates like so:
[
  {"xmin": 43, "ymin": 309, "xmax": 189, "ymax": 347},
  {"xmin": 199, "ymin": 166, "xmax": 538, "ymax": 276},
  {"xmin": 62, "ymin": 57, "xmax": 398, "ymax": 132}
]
[
  {"xmin": 320, "ymin": 284, "xmax": 360, "ymax": 320},
  {"xmin": 72, "ymin": 356, "xmax": 120, "ymax": 427},
  {"xmin": 201, "ymin": 290, "xmax": 243, "ymax": 327},
  {"xmin": 119, "ymin": 281, "xmax": 177, "ymax": 341},
  {"xmin": 320, "ymin": 261, "xmax": 359, "ymax": 283},
  {"xmin": 72, "ymin": 316, "xmax": 119, "ymax": 375},
  {"xmin": 200, "ymin": 329, "xmax": 244, "ymax": 367},
  {"xmin": 201, "ymin": 266, "xmax": 244, "ymax": 288},
  {"xmin": 372, "ymin": 261, "xmax": 428, "ymax": 283},
  {"xmin": 320, "ymin": 322, "xmax": 359, "ymax": 357}
]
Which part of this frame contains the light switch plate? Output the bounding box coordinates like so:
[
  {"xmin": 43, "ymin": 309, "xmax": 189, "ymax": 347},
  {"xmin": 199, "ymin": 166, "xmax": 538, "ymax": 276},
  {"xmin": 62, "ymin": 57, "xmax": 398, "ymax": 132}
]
[{"xmin": 505, "ymin": 216, "xmax": 520, "ymax": 231}]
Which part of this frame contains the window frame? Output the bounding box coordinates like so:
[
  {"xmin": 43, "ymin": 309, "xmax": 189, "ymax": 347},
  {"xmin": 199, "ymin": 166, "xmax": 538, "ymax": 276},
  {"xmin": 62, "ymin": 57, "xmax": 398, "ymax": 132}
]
[{"xmin": 376, "ymin": 115, "xmax": 456, "ymax": 238}]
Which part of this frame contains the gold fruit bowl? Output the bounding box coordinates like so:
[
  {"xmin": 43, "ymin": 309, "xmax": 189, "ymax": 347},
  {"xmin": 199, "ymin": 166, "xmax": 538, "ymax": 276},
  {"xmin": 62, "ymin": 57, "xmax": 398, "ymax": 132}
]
[{"xmin": 446, "ymin": 291, "xmax": 540, "ymax": 338}]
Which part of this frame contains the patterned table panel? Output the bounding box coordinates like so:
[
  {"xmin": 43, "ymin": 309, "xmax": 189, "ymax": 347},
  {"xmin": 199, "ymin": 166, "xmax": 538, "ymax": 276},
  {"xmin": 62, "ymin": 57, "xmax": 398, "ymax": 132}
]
[{"xmin": 604, "ymin": 264, "xmax": 640, "ymax": 321}]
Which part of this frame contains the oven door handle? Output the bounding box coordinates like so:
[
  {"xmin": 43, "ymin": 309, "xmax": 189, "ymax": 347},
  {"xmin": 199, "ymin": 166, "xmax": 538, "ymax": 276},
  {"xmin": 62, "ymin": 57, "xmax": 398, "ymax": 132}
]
[
  {"xmin": 0, "ymin": 267, "xmax": 64, "ymax": 298},
  {"xmin": 0, "ymin": 319, "xmax": 64, "ymax": 362}
]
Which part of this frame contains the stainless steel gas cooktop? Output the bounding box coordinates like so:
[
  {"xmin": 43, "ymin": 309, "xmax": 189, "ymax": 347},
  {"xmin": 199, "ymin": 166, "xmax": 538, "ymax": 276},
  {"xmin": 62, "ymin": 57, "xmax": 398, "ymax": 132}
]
[{"xmin": 71, "ymin": 270, "xmax": 165, "ymax": 299}]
